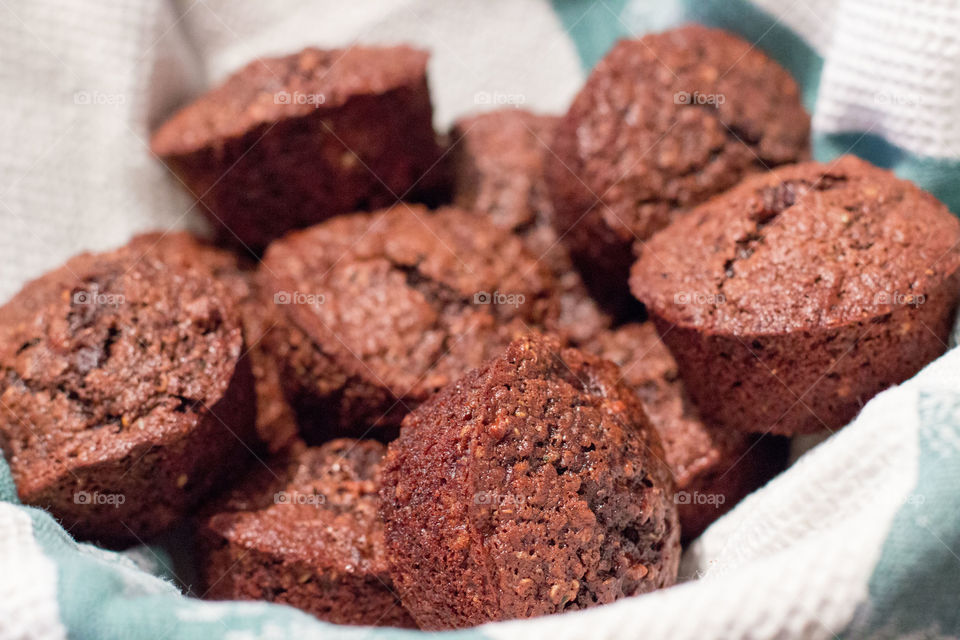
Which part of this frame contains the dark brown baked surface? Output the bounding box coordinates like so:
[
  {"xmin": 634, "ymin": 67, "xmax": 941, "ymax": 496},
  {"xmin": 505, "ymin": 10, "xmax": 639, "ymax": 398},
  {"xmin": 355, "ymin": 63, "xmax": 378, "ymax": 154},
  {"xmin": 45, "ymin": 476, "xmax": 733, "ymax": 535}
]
[
  {"xmin": 631, "ymin": 155, "xmax": 960, "ymax": 435},
  {"xmin": 198, "ymin": 439, "xmax": 414, "ymax": 627},
  {"xmin": 586, "ymin": 322, "xmax": 786, "ymax": 539},
  {"xmin": 259, "ymin": 204, "xmax": 558, "ymax": 441},
  {"xmin": 379, "ymin": 333, "xmax": 680, "ymax": 629},
  {"xmin": 545, "ymin": 25, "xmax": 810, "ymax": 315},
  {"xmin": 0, "ymin": 233, "xmax": 256, "ymax": 543},
  {"xmin": 150, "ymin": 46, "xmax": 445, "ymax": 253},
  {"xmin": 451, "ymin": 109, "xmax": 610, "ymax": 345}
]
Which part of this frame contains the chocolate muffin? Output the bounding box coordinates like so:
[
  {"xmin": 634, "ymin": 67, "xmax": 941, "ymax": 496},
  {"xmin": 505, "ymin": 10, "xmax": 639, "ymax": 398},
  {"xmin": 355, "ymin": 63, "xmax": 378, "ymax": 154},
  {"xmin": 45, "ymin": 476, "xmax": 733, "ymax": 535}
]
[
  {"xmin": 450, "ymin": 109, "xmax": 610, "ymax": 344},
  {"xmin": 150, "ymin": 45, "xmax": 445, "ymax": 253},
  {"xmin": 259, "ymin": 204, "xmax": 557, "ymax": 441},
  {"xmin": 127, "ymin": 233, "xmax": 299, "ymax": 453},
  {"xmin": 631, "ymin": 155, "xmax": 960, "ymax": 435},
  {"xmin": 198, "ymin": 439, "xmax": 414, "ymax": 627},
  {"xmin": 0, "ymin": 235, "xmax": 256, "ymax": 543},
  {"xmin": 545, "ymin": 25, "xmax": 810, "ymax": 315},
  {"xmin": 379, "ymin": 334, "xmax": 680, "ymax": 629},
  {"xmin": 586, "ymin": 323, "xmax": 786, "ymax": 539}
]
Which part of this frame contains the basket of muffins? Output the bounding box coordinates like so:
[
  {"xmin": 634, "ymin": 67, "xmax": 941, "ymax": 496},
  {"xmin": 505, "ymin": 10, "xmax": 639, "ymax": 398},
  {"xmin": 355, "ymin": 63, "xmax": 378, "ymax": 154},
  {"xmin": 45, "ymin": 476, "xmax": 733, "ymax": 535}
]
[{"xmin": 1, "ymin": 25, "xmax": 957, "ymax": 631}]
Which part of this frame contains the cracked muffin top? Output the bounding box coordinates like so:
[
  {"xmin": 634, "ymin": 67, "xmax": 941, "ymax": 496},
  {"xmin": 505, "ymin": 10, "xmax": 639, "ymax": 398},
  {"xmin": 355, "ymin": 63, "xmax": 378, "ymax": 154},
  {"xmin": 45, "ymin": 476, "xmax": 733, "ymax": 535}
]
[
  {"xmin": 379, "ymin": 333, "xmax": 680, "ymax": 629},
  {"xmin": 631, "ymin": 155, "xmax": 960, "ymax": 335},
  {"xmin": 259, "ymin": 204, "xmax": 557, "ymax": 400},
  {"xmin": 0, "ymin": 234, "xmax": 244, "ymax": 493},
  {"xmin": 547, "ymin": 24, "xmax": 810, "ymax": 246}
]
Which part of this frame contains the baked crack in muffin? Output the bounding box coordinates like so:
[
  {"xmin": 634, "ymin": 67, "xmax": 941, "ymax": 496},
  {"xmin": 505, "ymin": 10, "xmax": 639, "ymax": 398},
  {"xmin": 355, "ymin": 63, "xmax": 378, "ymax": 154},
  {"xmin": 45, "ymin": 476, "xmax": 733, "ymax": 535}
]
[{"xmin": 631, "ymin": 156, "xmax": 960, "ymax": 435}]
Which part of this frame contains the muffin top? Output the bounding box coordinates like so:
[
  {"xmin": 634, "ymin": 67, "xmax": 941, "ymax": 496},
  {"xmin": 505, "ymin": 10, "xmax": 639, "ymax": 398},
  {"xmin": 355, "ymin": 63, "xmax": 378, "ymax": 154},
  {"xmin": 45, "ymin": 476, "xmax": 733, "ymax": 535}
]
[
  {"xmin": 547, "ymin": 24, "xmax": 810, "ymax": 244},
  {"xmin": 0, "ymin": 235, "xmax": 243, "ymax": 491},
  {"xmin": 260, "ymin": 204, "xmax": 556, "ymax": 400},
  {"xmin": 150, "ymin": 45, "xmax": 429, "ymax": 157},
  {"xmin": 631, "ymin": 155, "xmax": 960, "ymax": 335}
]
